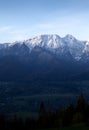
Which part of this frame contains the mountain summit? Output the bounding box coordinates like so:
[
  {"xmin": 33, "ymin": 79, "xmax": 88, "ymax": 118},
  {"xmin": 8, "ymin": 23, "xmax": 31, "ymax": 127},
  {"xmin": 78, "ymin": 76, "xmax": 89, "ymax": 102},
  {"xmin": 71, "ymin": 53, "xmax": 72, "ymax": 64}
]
[
  {"xmin": 0, "ymin": 34, "xmax": 89, "ymax": 81},
  {"xmin": 0, "ymin": 34, "xmax": 88, "ymax": 61}
]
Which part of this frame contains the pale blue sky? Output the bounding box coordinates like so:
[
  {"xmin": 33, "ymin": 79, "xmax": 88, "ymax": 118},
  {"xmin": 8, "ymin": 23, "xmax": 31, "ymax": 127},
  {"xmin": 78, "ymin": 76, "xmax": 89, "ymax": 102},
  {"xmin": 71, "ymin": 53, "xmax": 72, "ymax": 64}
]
[{"xmin": 0, "ymin": 0, "xmax": 89, "ymax": 43}]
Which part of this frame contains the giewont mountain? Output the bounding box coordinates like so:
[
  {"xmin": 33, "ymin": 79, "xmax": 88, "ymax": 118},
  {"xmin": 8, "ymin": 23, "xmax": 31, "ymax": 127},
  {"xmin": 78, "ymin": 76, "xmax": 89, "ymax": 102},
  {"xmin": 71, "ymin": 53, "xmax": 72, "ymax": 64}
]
[{"xmin": 0, "ymin": 34, "xmax": 89, "ymax": 81}]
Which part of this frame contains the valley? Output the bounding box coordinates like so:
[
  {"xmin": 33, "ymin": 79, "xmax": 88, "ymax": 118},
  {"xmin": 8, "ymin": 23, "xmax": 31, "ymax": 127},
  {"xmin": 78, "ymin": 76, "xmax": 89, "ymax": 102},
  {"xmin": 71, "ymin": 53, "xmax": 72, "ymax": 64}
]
[{"xmin": 0, "ymin": 81, "xmax": 89, "ymax": 117}]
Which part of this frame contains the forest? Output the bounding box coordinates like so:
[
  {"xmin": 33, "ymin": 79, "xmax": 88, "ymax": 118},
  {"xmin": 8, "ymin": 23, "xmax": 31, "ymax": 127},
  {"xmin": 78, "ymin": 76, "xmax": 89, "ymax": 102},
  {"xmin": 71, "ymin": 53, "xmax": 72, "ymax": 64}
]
[{"xmin": 0, "ymin": 95, "xmax": 89, "ymax": 130}]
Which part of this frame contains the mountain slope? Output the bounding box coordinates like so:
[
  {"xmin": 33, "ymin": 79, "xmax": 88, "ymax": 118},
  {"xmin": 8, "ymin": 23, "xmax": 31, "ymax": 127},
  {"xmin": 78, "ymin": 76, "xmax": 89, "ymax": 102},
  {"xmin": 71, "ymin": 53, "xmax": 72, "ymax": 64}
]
[
  {"xmin": 0, "ymin": 34, "xmax": 89, "ymax": 81},
  {"xmin": 0, "ymin": 34, "xmax": 89, "ymax": 60}
]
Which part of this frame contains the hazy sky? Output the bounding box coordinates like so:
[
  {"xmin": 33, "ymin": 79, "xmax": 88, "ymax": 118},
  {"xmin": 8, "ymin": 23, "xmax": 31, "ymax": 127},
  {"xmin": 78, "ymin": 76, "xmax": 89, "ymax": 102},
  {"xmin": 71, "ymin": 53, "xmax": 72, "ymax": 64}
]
[{"xmin": 0, "ymin": 0, "xmax": 89, "ymax": 43}]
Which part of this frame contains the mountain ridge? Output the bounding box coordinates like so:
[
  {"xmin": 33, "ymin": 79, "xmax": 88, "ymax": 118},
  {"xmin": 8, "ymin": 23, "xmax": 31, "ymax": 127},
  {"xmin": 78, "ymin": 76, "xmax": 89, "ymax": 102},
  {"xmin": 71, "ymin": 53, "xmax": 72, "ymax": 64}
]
[
  {"xmin": 0, "ymin": 34, "xmax": 89, "ymax": 61},
  {"xmin": 0, "ymin": 34, "xmax": 89, "ymax": 81}
]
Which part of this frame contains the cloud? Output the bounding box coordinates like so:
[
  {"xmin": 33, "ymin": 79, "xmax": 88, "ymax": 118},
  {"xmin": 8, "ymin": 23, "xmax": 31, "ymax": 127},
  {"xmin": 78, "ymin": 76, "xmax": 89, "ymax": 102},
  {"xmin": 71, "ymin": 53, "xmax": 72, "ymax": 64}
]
[
  {"xmin": 36, "ymin": 23, "xmax": 53, "ymax": 29},
  {"xmin": 0, "ymin": 12, "xmax": 89, "ymax": 43},
  {"xmin": 0, "ymin": 26, "xmax": 32, "ymax": 42},
  {"xmin": 0, "ymin": 26, "xmax": 13, "ymax": 32}
]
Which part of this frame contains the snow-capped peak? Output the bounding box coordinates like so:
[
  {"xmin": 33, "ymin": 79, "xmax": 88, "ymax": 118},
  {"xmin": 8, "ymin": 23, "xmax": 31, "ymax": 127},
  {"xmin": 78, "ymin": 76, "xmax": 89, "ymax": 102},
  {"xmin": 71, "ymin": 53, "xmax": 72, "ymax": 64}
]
[
  {"xmin": 25, "ymin": 34, "xmax": 61, "ymax": 49},
  {"xmin": 64, "ymin": 34, "xmax": 77, "ymax": 41},
  {"xmin": 1, "ymin": 34, "xmax": 89, "ymax": 61}
]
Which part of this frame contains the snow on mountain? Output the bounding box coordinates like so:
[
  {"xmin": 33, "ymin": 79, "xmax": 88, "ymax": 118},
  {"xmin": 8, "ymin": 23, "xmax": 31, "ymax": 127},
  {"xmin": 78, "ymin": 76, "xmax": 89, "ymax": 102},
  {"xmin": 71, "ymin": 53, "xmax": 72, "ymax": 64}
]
[
  {"xmin": 62, "ymin": 34, "xmax": 85, "ymax": 60},
  {"xmin": 8, "ymin": 41, "xmax": 23, "ymax": 47},
  {"xmin": 83, "ymin": 41, "xmax": 89, "ymax": 53},
  {"xmin": 25, "ymin": 34, "xmax": 61, "ymax": 49},
  {"xmin": 0, "ymin": 34, "xmax": 89, "ymax": 61},
  {"xmin": 24, "ymin": 34, "xmax": 87, "ymax": 60}
]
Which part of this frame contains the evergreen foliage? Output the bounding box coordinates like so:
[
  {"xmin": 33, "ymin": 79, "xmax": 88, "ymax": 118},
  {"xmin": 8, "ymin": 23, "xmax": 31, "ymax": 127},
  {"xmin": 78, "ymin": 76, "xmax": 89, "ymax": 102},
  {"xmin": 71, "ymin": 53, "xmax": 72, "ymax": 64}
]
[{"xmin": 0, "ymin": 95, "xmax": 89, "ymax": 129}]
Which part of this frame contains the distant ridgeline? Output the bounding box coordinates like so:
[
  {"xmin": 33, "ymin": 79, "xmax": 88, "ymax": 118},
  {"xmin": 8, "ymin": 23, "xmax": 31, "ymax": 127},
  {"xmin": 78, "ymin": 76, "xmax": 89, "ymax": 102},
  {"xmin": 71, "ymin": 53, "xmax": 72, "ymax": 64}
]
[{"xmin": 0, "ymin": 34, "xmax": 89, "ymax": 81}]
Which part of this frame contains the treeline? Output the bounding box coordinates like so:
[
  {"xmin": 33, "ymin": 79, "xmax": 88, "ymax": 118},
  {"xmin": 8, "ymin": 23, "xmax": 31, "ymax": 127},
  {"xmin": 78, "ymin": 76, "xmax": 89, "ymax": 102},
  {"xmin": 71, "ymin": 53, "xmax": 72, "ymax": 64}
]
[{"xmin": 0, "ymin": 95, "xmax": 89, "ymax": 130}]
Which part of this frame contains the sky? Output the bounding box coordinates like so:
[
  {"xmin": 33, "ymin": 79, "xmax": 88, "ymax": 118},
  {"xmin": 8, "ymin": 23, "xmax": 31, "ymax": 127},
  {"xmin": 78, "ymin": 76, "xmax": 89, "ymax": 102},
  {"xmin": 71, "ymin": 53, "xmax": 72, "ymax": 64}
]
[{"xmin": 0, "ymin": 0, "xmax": 89, "ymax": 43}]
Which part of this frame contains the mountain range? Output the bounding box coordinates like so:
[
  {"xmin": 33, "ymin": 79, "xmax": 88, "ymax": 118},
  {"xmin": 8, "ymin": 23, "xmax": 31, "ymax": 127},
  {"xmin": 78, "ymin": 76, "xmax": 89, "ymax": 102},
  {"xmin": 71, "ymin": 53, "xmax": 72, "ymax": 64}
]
[{"xmin": 0, "ymin": 34, "xmax": 89, "ymax": 81}]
